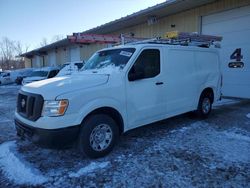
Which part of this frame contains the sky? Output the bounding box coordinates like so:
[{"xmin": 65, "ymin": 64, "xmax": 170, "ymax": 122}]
[{"xmin": 0, "ymin": 0, "xmax": 166, "ymax": 50}]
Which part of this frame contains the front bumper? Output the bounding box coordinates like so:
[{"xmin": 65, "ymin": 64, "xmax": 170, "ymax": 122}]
[{"xmin": 15, "ymin": 118, "xmax": 80, "ymax": 148}]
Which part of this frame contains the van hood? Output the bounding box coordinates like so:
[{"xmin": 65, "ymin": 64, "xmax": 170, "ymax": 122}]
[{"xmin": 21, "ymin": 74, "xmax": 109, "ymax": 99}]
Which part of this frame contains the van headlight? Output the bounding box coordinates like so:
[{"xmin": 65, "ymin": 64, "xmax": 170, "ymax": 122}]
[{"xmin": 42, "ymin": 100, "xmax": 69, "ymax": 117}]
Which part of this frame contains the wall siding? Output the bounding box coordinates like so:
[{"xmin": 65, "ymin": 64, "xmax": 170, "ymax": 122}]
[
  {"xmin": 56, "ymin": 48, "xmax": 67, "ymax": 66},
  {"xmin": 79, "ymin": 0, "xmax": 249, "ymax": 61},
  {"xmin": 24, "ymin": 58, "xmax": 32, "ymax": 68},
  {"xmin": 80, "ymin": 43, "xmax": 107, "ymax": 61},
  {"xmin": 110, "ymin": 0, "xmax": 250, "ymax": 38}
]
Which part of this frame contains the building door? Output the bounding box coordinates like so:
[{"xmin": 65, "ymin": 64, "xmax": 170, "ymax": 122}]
[
  {"xmin": 202, "ymin": 6, "xmax": 250, "ymax": 99},
  {"xmin": 48, "ymin": 52, "xmax": 56, "ymax": 66},
  {"xmin": 34, "ymin": 56, "xmax": 41, "ymax": 67},
  {"xmin": 70, "ymin": 47, "xmax": 80, "ymax": 62}
]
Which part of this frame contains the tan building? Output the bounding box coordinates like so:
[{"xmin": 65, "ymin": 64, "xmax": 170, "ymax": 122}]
[{"xmin": 22, "ymin": 0, "xmax": 250, "ymax": 68}]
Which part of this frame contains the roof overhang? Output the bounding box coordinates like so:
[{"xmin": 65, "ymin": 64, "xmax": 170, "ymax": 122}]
[
  {"xmin": 83, "ymin": 0, "xmax": 217, "ymax": 34},
  {"xmin": 20, "ymin": 38, "xmax": 70, "ymax": 58}
]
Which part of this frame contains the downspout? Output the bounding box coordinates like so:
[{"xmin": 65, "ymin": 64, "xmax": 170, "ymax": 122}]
[
  {"xmin": 30, "ymin": 58, "xmax": 33, "ymax": 67},
  {"xmin": 42, "ymin": 56, "xmax": 45, "ymax": 67}
]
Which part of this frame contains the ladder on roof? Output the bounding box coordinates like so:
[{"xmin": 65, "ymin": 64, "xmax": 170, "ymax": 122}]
[
  {"xmin": 67, "ymin": 33, "xmax": 147, "ymax": 44},
  {"xmin": 129, "ymin": 31, "xmax": 223, "ymax": 48},
  {"xmin": 68, "ymin": 31, "xmax": 222, "ymax": 48}
]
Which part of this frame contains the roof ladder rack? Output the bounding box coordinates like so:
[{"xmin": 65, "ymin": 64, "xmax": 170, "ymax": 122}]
[{"xmin": 127, "ymin": 31, "xmax": 223, "ymax": 48}]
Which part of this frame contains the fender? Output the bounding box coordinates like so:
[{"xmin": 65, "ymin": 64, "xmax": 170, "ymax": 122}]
[
  {"xmin": 197, "ymin": 72, "xmax": 220, "ymax": 104},
  {"xmin": 74, "ymin": 97, "xmax": 127, "ymax": 129}
]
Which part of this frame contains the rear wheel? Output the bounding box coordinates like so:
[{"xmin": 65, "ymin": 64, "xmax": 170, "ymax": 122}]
[
  {"xmin": 196, "ymin": 92, "xmax": 213, "ymax": 118},
  {"xmin": 78, "ymin": 114, "xmax": 119, "ymax": 158}
]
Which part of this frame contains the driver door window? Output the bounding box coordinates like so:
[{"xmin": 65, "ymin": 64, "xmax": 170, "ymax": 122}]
[{"xmin": 128, "ymin": 49, "xmax": 160, "ymax": 81}]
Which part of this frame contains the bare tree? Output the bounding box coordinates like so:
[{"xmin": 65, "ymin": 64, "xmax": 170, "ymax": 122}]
[
  {"xmin": 0, "ymin": 37, "xmax": 28, "ymax": 70},
  {"xmin": 51, "ymin": 34, "xmax": 64, "ymax": 43},
  {"xmin": 39, "ymin": 38, "xmax": 48, "ymax": 47},
  {"xmin": 0, "ymin": 37, "xmax": 16, "ymax": 69},
  {"xmin": 0, "ymin": 37, "xmax": 15, "ymax": 61},
  {"xmin": 14, "ymin": 41, "xmax": 29, "ymax": 57}
]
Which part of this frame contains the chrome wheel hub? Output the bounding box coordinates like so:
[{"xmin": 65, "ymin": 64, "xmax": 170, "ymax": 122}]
[
  {"xmin": 90, "ymin": 124, "xmax": 113, "ymax": 151},
  {"xmin": 202, "ymin": 98, "xmax": 211, "ymax": 114}
]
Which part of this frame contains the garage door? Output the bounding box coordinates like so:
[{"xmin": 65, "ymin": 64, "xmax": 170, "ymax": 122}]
[
  {"xmin": 202, "ymin": 6, "xmax": 250, "ymax": 99},
  {"xmin": 34, "ymin": 56, "xmax": 41, "ymax": 67},
  {"xmin": 48, "ymin": 52, "xmax": 56, "ymax": 66},
  {"xmin": 70, "ymin": 47, "xmax": 80, "ymax": 62}
]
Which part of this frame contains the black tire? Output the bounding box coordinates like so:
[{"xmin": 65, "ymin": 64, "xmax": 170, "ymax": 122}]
[
  {"xmin": 196, "ymin": 92, "xmax": 213, "ymax": 118},
  {"xmin": 0, "ymin": 81, "xmax": 1, "ymax": 85},
  {"xmin": 78, "ymin": 114, "xmax": 119, "ymax": 158}
]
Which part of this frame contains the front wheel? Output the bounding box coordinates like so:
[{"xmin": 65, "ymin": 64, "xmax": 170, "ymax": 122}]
[
  {"xmin": 196, "ymin": 93, "xmax": 212, "ymax": 118},
  {"xmin": 78, "ymin": 114, "xmax": 119, "ymax": 158}
]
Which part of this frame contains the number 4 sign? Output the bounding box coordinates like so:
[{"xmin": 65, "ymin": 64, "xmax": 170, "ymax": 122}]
[{"xmin": 230, "ymin": 48, "xmax": 243, "ymax": 62}]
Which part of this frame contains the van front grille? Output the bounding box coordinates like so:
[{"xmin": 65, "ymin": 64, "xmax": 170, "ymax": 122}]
[{"xmin": 17, "ymin": 91, "xmax": 44, "ymax": 121}]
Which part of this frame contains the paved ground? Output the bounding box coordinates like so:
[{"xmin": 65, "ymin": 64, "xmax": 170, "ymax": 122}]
[{"xmin": 0, "ymin": 84, "xmax": 249, "ymax": 188}]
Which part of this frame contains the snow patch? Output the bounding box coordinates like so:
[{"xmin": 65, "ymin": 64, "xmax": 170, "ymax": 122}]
[
  {"xmin": 206, "ymin": 128, "xmax": 250, "ymax": 163},
  {"xmin": 246, "ymin": 113, "xmax": 250, "ymax": 119},
  {"xmin": 0, "ymin": 117, "xmax": 11, "ymax": 123},
  {"xmin": 223, "ymin": 131, "xmax": 250, "ymax": 142},
  {"xmin": 69, "ymin": 162, "xmax": 110, "ymax": 178},
  {"xmin": 81, "ymin": 64, "xmax": 122, "ymax": 74},
  {"xmin": 213, "ymin": 99, "xmax": 240, "ymax": 108},
  {"xmin": 0, "ymin": 84, "xmax": 21, "ymax": 89},
  {"xmin": 0, "ymin": 141, "xmax": 47, "ymax": 185},
  {"xmin": 95, "ymin": 64, "xmax": 122, "ymax": 74},
  {"xmin": 170, "ymin": 121, "xmax": 205, "ymax": 134}
]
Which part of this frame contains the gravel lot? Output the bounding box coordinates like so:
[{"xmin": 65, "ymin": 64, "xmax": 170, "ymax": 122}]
[{"xmin": 0, "ymin": 84, "xmax": 249, "ymax": 188}]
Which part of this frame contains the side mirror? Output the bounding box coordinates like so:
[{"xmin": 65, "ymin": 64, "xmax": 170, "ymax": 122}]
[{"xmin": 128, "ymin": 71, "xmax": 144, "ymax": 81}]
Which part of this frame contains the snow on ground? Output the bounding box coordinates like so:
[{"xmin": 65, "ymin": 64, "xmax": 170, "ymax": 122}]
[
  {"xmin": 213, "ymin": 99, "xmax": 241, "ymax": 108},
  {"xmin": 69, "ymin": 162, "xmax": 110, "ymax": 178},
  {"xmin": 0, "ymin": 86, "xmax": 250, "ymax": 187},
  {"xmin": 0, "ymin": 84, "xmax": 21, "ymax": 89},
  {"xmin": 246, "ymin": 113, "xmax": 250, "ymax": 119},
  {"xmin": 0, "ymin": 141, "xmax": 47, "ymax": 185},
  {"xmin": 0, "ymin": 84, "xmax": 20, "ymax": 144},
  {"xmin": 0, "ymin": 116, "xmax": 12, "ymax": 123}
]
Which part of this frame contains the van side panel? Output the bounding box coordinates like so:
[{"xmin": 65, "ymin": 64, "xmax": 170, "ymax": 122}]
[
  {"xmin": 164, "ymin": 49, "xmax": 198, "ymax": 115},
  {"xmin": 194, "ymin": 51, "xmax": 221, "ymax": 102}
]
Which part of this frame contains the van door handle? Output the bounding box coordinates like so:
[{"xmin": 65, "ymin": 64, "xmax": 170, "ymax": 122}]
[{"xmin": 155, "ymin": 82, "xmax": 164, "ymax": 85}]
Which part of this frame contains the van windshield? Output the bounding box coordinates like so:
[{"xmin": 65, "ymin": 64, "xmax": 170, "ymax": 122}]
[
  {"xmin": 82, "ymin": 48, "xmax": 135, "ymax": 71},
  {"xmin": 61, "ymin": 64, "xmax": 69, "ymax": 69},
  {"xmin": 30, "ymin": 71, "xmax": 48, "ymax": 77}
]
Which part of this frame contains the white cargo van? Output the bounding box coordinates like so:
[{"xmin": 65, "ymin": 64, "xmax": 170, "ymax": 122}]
[{"xmin": 15, "ymin": 37, "xmax": 221, "ymax": 158}]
